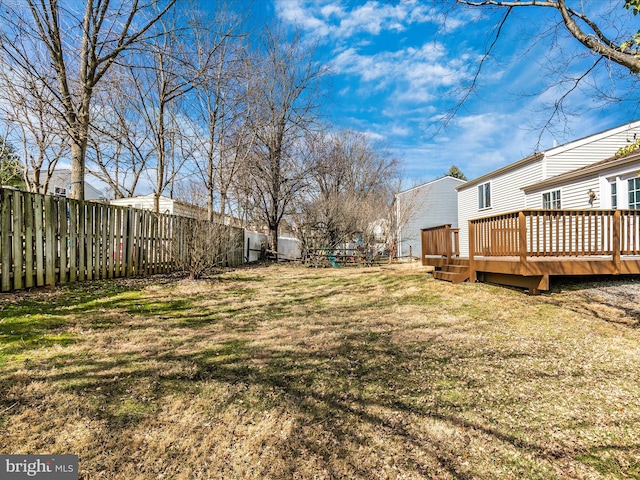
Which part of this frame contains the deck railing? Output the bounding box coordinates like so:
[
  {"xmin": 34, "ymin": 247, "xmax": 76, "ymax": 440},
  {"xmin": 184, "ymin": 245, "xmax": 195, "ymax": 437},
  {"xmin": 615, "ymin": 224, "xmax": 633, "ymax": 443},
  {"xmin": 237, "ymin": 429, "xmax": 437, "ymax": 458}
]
[
  {"xmin": 469, "ymin": 209, "xmax": 640, "ymax": 261},
  {"xmin": 420, "ymin": 224, "xmax": 459, "ymax": 265}
]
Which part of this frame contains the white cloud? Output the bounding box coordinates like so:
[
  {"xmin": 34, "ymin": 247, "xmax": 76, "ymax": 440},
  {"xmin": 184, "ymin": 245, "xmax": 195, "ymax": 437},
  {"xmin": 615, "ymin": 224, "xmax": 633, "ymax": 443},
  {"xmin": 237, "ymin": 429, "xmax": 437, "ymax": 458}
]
[
  {"xmin": 274, "ymin": 0, "xmax": 448, "ymax": 40},
  {"xmin": 332, "ymin": 42, "xmax": 472, "ymax": 103},
  {"xmin": 362, "ymin": 130, "xmax": 385, "ymax": 142}
]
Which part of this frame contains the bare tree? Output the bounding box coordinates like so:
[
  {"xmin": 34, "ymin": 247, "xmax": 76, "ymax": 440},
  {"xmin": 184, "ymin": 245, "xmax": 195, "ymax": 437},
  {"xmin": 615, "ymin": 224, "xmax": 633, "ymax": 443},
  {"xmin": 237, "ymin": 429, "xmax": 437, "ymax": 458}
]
[
  {"xmin": 0, "ymin": 62, "xmax": 67, "ymax": 193},
  {"xmin": 445, "ymin": 0, "xmax": 640, "ymax": 132},
  {"xmin": 244, "ymin": 26, "xmax": 326, "ymax": 259},
  {"xmin": 0, "ymin": 0, "xmax": 176, "ymax": 200},
  {"xmin": 295, "ymin": 128, "xmax": 399, "ymax": 257},
  {"xmin": 0, "ymin": 134, "xmax": 22, "ymax": 188},
  {"xmin": 120, "ymin": 11, "xmax": 200, "ymax": 212},
  {"xmin": 87, "ymin": 67, "xmax": 154, "ymax": 199},
  {"xmin": 455, "ymin": 1, "xmax": 640, "ymax": 72},
  {"xmin": 187, "ymin": 7, "xmax": 254, "ymax": 221}
]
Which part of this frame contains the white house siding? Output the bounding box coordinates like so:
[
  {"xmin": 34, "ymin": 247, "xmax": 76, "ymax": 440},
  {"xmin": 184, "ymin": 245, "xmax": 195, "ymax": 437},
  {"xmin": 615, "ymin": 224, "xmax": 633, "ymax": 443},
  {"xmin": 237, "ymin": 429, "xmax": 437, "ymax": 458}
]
[
  {"xmin": 525, "ymin": 156, "xmax": 640, "ymax": 211},
  {"xmin": 110, "ymin": 195, "xmax": 173, "ymax": 213},
  {"xmin": 544, "ymin": 121, "xmax": 640, "ymax": 178},
  {"xmin": 47, "ymin": 169, "xmax": 104, "ymax": 200},
  {"xmin": 458, "ymin": 158, "xmax": 543, "ymax": 257},
  {"xmin": 525, "ymin": 178, "xmax": 601, "ymax": 210},
  {"xmin": 396, "ymin": 176, "xmax": 465, "ymax": 258},
  {"xmin": 110, "ymin": 195, "xmax": 208, "ymax": 219}
]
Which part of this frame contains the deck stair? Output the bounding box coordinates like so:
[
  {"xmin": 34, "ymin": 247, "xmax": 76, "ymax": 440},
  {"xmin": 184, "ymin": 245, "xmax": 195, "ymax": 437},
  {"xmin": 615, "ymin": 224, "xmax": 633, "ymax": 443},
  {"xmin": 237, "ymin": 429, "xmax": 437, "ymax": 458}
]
[{"xmin": 433, "ymin": 259, "xmax": 470, "ymax": 284}]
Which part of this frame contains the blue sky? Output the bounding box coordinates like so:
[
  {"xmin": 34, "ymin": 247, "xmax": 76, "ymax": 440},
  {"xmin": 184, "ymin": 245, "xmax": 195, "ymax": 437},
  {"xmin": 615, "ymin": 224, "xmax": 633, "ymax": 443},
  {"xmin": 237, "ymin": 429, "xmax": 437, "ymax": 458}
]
[{"xmin": 262, "ymin": 0, "xmax": 640, "ymax": 187}]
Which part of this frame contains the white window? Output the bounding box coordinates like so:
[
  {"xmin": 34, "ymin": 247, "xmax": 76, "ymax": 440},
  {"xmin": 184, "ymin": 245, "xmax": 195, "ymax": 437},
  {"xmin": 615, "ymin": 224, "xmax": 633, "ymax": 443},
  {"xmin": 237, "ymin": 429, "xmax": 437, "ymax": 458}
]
[
  {"xmin": 610, "ymin": 181, "xmax": 617, "ymax": 209},
  {"xmin": 54, "ymin": 186, "xmax": 67, "ymax": 197},
  {"xmin": 628, "ymin": 178, "xmax": 640, "ymax": 209},
  {"xmin": 478, "ymin": 182, "xmax": 491, "ymax": 210},
  {"xmin": 542, "ymin": 189, "xmax": 561, "ymax": 209}
]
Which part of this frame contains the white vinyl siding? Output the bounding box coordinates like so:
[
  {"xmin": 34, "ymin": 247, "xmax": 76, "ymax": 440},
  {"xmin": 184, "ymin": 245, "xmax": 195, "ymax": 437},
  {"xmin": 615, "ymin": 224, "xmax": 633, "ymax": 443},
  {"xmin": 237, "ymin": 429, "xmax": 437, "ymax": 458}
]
[
  {"xmin": 544, "ymin": 123, "xmax": 640, "ymax": 178},
  {"xmin": 458, "ymin": 158, "xmax": 543, "ymax": 257},
  {"xmin": 527, "ymin": 177, "xmax": 600, "ymax": 210}
]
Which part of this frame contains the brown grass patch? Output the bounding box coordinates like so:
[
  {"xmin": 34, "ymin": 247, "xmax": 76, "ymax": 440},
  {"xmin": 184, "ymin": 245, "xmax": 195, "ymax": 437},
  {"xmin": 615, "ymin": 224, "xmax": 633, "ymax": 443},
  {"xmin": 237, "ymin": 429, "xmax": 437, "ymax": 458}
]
[{"xmin": 1, "ymin": 264, "xmax": 639, "ymax": 479}]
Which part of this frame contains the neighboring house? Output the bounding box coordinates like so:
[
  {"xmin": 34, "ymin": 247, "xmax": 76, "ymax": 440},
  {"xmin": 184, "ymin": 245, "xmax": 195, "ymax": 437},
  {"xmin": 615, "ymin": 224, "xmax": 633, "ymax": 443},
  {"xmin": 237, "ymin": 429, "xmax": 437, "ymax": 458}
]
[
  {"xmin": 456, "ymin": 119, "xmax": 640, "ymax": 257},
  {"xmin": 47, "ymin": 169, "xmax": 104, "ymax": 200},
  {"xmin": 109, "ymin": 194, "xmax": 247, "ymax": 228},
  {"xmin": 110, "ymin": 194, "xmax": 209, "ymax": 220},
  {"xmin": 396, "ymin": 176, "xmax": 465, "ymax": 258}
]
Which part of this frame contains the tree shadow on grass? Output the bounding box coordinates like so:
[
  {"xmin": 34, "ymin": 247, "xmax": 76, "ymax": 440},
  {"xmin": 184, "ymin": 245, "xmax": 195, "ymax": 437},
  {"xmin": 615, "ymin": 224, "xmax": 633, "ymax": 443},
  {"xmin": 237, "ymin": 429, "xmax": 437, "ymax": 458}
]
[
  {"xmin": 6, "ymin": 327, "xmax": 633, "ymax": 479},
  {"xmin": 1, "ymin": 275, "xmax": 639, "ymax": 478}
]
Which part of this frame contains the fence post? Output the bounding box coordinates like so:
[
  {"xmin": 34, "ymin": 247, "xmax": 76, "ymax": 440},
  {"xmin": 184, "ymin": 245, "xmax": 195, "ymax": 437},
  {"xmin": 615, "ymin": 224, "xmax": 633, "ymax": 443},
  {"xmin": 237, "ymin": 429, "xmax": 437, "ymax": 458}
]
[
  {"xmin": 444, "ymin": 224, "xmax": 452, "ymax": 263},
  {"xmin": 613, "ymin": 209, "xmax": 621, "ymax": 274},
  {"xmin": 468, "ymin": 220, "xmax": 476, "ymax": 283}
]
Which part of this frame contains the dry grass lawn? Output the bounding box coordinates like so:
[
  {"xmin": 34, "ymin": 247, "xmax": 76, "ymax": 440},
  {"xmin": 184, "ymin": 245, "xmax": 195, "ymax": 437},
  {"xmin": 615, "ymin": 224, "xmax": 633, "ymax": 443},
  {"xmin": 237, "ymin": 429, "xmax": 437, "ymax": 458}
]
[{"xmin": 1, "ymin": 263, "xmax": 639, "ymax": 479}]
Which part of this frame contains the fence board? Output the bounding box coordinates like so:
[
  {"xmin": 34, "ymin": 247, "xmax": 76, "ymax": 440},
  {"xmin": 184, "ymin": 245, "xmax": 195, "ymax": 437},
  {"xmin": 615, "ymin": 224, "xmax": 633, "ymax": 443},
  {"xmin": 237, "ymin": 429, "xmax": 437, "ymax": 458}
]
[
  {"xmin": 1, "ymin": 190, "xmax": 11, "ymax": 291},
  {"xmin": 24, "ymin": 193, "xmax": 34, "ymax": 288},
  {"xmin": 69, "ymin": 201, "xmax": 78, "ymax": 283},
  {"xmin": 44, "ymin": 195, "xmax": 56, "ymax": 286},
  {"xmin": 108, "ymin": 206, "xmax": 115, "ymax": 279},
  {"xmin": 59, "ymin": 197, "xmax": 69, "ymax": 284},
  {"xmin": 11, "ymin": 191, "xmax": 23, "ymax": 290}
]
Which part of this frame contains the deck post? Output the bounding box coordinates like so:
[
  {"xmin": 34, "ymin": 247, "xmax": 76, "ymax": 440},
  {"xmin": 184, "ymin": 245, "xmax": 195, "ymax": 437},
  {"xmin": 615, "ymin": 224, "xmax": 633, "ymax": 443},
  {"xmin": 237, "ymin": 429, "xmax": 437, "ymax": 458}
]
[
  {"xmin": 468, "ymin": 220, "xmax": 476, "ymax": 283},
  {"xmin": 518, "ymin": 211, "xmax": 527, "ymax": 272},
  {"xmin": 613, "ymin": 209, "xmax": 621, "ymax": 274},
  {"xmin": 420, "ymin": 229, "xmax": 427, "ymax": 266},
  {"xmin": 452, "ymin": 228, "xmax": 460, "ymax": 257},
  {"xmin": 444, "ymin": 224, "xmax": 452, "ymax": 263}
]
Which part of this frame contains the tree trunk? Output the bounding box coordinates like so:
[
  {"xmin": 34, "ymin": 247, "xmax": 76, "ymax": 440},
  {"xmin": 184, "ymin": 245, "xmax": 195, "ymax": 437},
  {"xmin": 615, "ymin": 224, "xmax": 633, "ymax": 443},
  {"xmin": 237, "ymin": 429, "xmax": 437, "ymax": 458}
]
[
  {"xmin": 155, "ymin": 102, "xmax": 166, "ymax": 214},
  {"xmin": 269, "ymin": 225, "xmax": 278, "ymax": 261},
  {"xmin": 69, "ymin": 137, "xmax": 86, "ymax": 200}
]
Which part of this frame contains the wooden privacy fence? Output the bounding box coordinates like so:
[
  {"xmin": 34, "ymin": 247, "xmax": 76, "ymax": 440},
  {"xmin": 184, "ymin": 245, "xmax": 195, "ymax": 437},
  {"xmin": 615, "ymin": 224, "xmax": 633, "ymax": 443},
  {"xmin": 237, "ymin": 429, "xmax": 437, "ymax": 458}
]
[
  {"xmin": 469, "ymin": 209, "xmax": 640, "ymax": 259},
  {"xmin": 0, "ymin": 188, "xmax": 244, "ymax": 292}
]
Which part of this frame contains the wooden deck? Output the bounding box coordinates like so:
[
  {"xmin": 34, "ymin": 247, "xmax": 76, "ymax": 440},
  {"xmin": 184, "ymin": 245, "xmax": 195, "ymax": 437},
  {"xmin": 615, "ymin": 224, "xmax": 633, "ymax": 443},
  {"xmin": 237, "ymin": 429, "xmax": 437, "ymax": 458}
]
[{"xmin": 422, "ymin": 210, "xmax": 640, "ymax": 294}]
